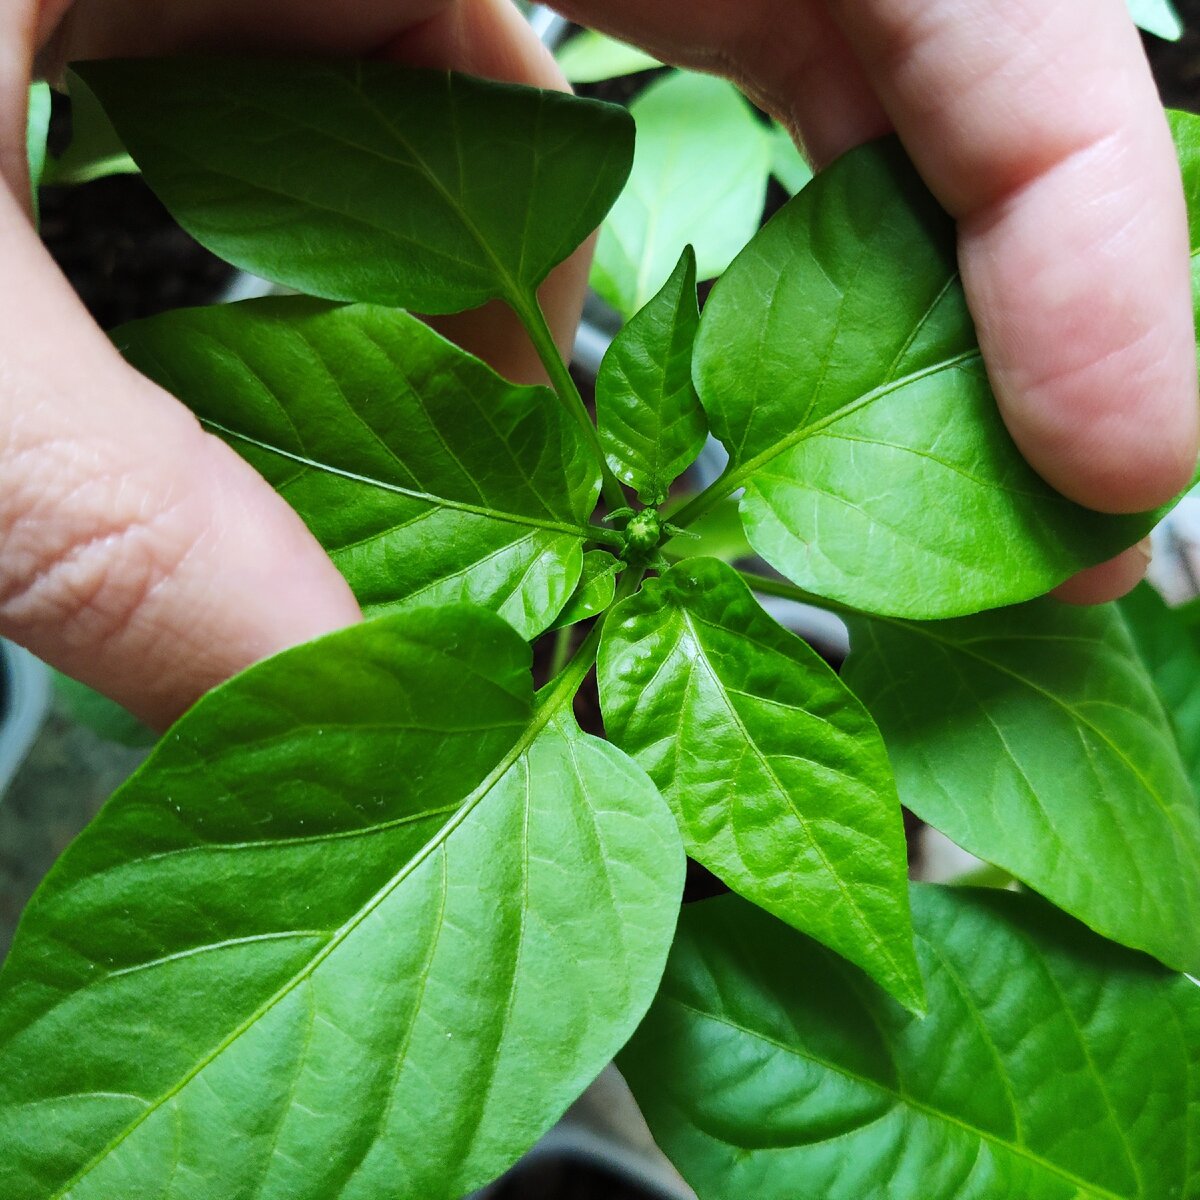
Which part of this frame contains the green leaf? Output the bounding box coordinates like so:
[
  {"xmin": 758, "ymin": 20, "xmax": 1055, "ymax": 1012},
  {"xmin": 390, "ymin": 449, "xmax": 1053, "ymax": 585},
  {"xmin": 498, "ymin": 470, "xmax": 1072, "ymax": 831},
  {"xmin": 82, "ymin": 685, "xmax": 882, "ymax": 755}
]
[
  {"xmin": 1128, "ymin": 0, "xmax": 1184, "ymax": 39},
  {"xmin": 116, "ymin": 298, "xmax": 599, "ymax": 638},
  {"xmin": 622, "ymin": 884, "xmax": 1200, "ymax": 1200},
  {"xmin": 25, "ymin": 83, "xmax": 51, "ymax": 221},
  {"xmin": 0, "ymin": 607, "xmax": 684, "ymax": 1200},
  {"xmin": 1171, "ymin": 111, "xmax": 1200, "ymax": 346},
  {"xmin": 53, "ymin": 673, "xmax": 157, "ymax": 749},
  {"xmin": 596, "ymin": 246, "xmax": 707, "ymax": 504},
  {"xmin": 1121, "ymin": 581, "xmax": 1200, "ymax": 791},
  {"xmin": 694, "ymin": 136, "xmax": 1155, "ymax": 619},
  {"xmin": 592, "ymin": 71, "xmax": 771, "ymax": 319},
  {"xmin": 75, "ymin": 59, "xmax": 634, "ymax": 313},
  {"xmin": 556, "ymin": 30, "xmax": 662, "ymax": 84},
  {"xmin": 42, "ymin": 74, "xmax": 138, "ymax": 186},
  {"xmin": 767, "ymin": 123, "xmax": 812, "ymax": 195},
  {"xmin": 550, "ymin": 550, "xmax": 620, "ymax": 629},
  {"xmin": 842, "ymin": 598, "xmax": 1200, "ymax": 973},
  {"xmin": 663, "ymin": 498, "xmax": 754, "ymax": 563},
  {"xmin": 599, "ymin": 558, "xmax": 923, "ymax": 1012}
]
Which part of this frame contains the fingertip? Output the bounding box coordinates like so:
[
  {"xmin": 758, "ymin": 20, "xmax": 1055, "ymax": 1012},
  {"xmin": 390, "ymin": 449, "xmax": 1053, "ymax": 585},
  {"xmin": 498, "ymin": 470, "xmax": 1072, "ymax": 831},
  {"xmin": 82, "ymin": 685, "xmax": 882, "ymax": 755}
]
[{"xmin": 1051, "ymin": 539, "xmax": 1152, "ymax": 605}]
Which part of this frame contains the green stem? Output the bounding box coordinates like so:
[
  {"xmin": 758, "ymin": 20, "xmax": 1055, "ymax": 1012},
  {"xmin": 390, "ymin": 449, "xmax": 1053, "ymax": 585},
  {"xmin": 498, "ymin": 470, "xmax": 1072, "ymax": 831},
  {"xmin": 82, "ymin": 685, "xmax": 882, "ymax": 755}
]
[
  {"xmin": 586, "ymin": 523, "xmax": 625, "ymax": 550},
  {"xmin": 512, "ymin": 291, "xmax": 627, "ymax": 513},
  {"xmin": 537, "ymin": 567, "xmax": 644, "ymax": 713},
  {"xmin": 735, "ymin": 568, "xmax": 860, "ymax": 620},
  {"xmin": 547, "ymin": 625, "xmax": 574, "ymax": 678}
]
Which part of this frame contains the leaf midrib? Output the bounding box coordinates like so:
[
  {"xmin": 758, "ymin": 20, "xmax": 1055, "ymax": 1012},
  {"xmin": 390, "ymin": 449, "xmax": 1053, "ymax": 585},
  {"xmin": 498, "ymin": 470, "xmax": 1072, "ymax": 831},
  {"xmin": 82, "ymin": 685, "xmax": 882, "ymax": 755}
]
[
  {"xmin": 202, "ymin": 419, "xmax": 593, "ymax": 541},
  {"xmin": 676, "ymin": 607, "xmax": 917, "ymax": 1005},
  {"xmin": 720, "ymin": 348, "xmax": 981, "ymax": 496},
  {"xmin": 668, "ymin": 996, "xmax": 1132, "ymax": 1200}
]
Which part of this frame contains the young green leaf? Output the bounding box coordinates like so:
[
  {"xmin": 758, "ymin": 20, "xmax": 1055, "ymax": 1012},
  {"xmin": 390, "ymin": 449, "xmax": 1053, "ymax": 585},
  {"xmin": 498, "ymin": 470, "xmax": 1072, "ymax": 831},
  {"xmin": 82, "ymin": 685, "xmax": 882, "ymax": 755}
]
[
  {"xmin": 0, "ymin": 607, "xmax": 684, "ymax": 1200},
  {"xmin": 767, "ymin": 123, "xmax": 813, "ymax": 195},
  {"xmin": 75, "ymin": 59, "xmax": 634, "ymax": 314},
  {"xmin": 1128, "ymin": 0, "xmax": 1184, "ymax": 39},
  {"xmin": 556, "ymin": 30, "xmax": 662, "ymax": 84},
  {"xmin": 42, "ymin": 74, "xmax": 138, "ymax": 186},
  {"xmin": 693, "ymin": 137, "xmax": 1156, "ymax": 619},
  {"xmin": 25, "ymin": 83, "xmax": 51, "ymax": 221},
  {"xmin": 843, "ymin": 599, "xmax": 1200, "ymax": 974},
  {"xmin": 596, "ymin": 246, "xmax": 707, "ymax": 504},
  {"xmin": 117, "ymin": 298, "xmax": 600, "ymax": 639},
  {"xmin": 1120, "ymin": 581, "xmax": 1200, "ymax": 791},
  {"xmin": 53, "ymin": 673, "xmax": 157, "ymax": 748},
  {"xmin": 599, "ymin": 558, "xmax": 923, "ymax": 1012},
  {"xmin": 592, "ymin": 71, "xmax": 771, "ymax": 319},
  {"xmin": 622, "ymin": 885, "xmax": 1200, "ymax": 1200},
  {"xmin": 549, "ymin": 549, "xmax": 620, "ymax": 629}
]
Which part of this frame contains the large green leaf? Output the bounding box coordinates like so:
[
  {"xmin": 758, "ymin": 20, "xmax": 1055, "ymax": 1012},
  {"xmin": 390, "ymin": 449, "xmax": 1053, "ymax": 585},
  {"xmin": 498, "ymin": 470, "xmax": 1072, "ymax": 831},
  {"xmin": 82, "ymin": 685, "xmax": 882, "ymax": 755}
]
[
  {"xmin": 556, "ymin": 30, "xmax": 662, "ymax": 84},
  {"xmin": 598, "ymin": 558, "xmax": 923, "ymax": 1012},
  {"xmin": 596, "ymin": 246, "xmax": 707, "ymax": 504},
  {"xmin": 592, "ymin": 71, "xmax": 770, "ymax": 319},
  {"xmin": 75, "ymin": 59, "xmax": 634, "ymax": 313},
  {"xmin": 693, "ymin": 137, "xmax": 1155, "ymax": 619},
  {"xmin": 1121, "ymin": 581, "xmax": 1200, "ymax": 790},
  {"xmin": 622, "ymin": 885, "xmax": 1200, "ymax": 1200},
  {"xmin": 0, "ymin": 607, "xmax": 684, "ymax": 1200},
  {"xmin": 117, "ymin": 298, "xmax": 599, "ymax": 638},
  {"xmin": 843, "ymin": 599, "xmax": 1200, "ymax": 973}
]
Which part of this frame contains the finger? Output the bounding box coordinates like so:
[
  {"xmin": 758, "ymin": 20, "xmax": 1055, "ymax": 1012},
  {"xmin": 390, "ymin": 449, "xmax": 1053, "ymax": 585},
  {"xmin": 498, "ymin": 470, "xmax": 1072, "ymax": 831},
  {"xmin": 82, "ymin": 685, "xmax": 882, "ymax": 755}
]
[
  {"xmin": 0, "ymin": 186, "xmax": 362, "ymax": 728},
  {"xmin": 545, "ymin": 0, "xmax": 891, "ymax": 168},
  {"xmin": 823, "ymin": 0, "xmax": 1198, "ymax": 514},
  {"xmin": 1051, "ymin": 540, "xmax": 1152, "ymax": 605}
]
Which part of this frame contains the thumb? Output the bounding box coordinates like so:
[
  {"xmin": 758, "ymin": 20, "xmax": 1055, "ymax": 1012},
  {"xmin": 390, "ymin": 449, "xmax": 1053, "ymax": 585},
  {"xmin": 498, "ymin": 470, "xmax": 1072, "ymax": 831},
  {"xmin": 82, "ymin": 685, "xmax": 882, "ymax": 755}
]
[{"xmin": 0, "ymin": 185, "xmax": 361, "ymax": 728}]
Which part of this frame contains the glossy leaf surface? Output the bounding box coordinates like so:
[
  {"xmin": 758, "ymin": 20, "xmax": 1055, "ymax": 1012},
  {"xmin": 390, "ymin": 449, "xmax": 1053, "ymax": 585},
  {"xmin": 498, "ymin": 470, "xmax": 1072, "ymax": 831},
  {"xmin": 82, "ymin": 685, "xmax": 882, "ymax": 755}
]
[
  {"xmin": 117, "ymin": 298, "xmax": 598, "ymax": 638},
  {"xmin": 695, "ymin": 138, "xmax": 1155, "ymax": 618},
  {"xmin": 0, "ymin": 608, "xmax": 684, "ymax": 1200},
  {"xmin": 592, "ymin": 71, "xmax": 770, "ymax": 319},
  {"xmin": 599, "ymin": 558, "xmax": 922, "ymax": 1011},
  {"xmin": 597, "ymin": 247, "xmax": 706, "ymax": 504},
  {"xmin": 843, "ymin": 599, "xmax": 1200, "ymax": 972},
  {"xmin": 556, "ymin": 31, "xmax": 661, "ymax": 83},
  {"xmin": 76, "ymin": 59, "xmax": 634, "ymax": 312},
  {"xmin": 1121, "ymin": 582, "xmax": 1200, "ymax": 790},
  {"xmin": 622, "ymin": 885, "xmax": 1200, "ymax": 1200},
  {"xmin": 664, "ymin": 499, "xmax": 754, "ymax": 564},
  {"xmin": 549, "ymin": 549, "xmax": 619, "ymax": 628}
]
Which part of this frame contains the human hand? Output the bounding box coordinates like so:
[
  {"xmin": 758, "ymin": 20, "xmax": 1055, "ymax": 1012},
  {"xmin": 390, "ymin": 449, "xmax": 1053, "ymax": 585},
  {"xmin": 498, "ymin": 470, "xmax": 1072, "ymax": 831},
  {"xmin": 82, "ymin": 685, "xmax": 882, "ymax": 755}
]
[{"xmin": 5, "ymin": 0, "xmax": 1196, "ymax": 727}]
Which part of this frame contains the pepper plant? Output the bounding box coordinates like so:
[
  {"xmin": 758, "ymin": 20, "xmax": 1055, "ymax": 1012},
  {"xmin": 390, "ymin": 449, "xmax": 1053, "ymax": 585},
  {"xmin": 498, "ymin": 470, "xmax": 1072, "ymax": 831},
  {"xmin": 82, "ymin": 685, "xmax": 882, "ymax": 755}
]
[{"xmin": 4, "ymin": 56, "xmax": 1200, "ymax": 1200}]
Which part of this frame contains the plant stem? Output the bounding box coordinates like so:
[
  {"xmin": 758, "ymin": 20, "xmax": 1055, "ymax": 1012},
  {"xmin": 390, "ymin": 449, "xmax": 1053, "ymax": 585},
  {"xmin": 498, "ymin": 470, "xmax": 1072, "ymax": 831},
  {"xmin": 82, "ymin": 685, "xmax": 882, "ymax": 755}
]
[
  {"xmin": 512, "ymin": 291, "xmax": 627, "ymax": 513},
  {"xmin": 586, "ymin": 523, "xmax": 626, "ymax": 550},
  {"xmin": 537, "ymin": 567, "xmax": 644, "ymax": 713},
  {"xmin": 735, "ymin": 568, "xmax": 860, "ymax": 620},
  {"xmin": 547, "ymin": 625, "xmax": 574, "ymax": 677}
]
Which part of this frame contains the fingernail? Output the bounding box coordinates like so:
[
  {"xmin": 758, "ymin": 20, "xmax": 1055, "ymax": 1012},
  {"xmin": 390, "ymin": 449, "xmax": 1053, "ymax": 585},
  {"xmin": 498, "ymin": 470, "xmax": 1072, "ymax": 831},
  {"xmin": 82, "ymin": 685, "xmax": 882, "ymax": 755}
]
[{"xmin": 1135, "ymin": 537, "xmax": 1153, "ymax": 567}]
